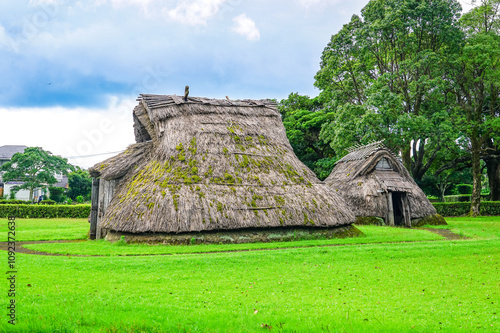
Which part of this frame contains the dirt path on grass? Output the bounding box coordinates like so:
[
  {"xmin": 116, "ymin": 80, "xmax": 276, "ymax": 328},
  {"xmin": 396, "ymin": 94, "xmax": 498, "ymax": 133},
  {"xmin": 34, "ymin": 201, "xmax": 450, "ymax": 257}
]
[
  {"xmin": 422, "ymin": 228, "xmax": 467, "ymax": 240},
  {"xmin": 0, "ymin": 240, "xmax": 90, "ymax": 256},
  {"xmin": 0, "ymin": 228, "xmax": 467, "ymax": 257}
]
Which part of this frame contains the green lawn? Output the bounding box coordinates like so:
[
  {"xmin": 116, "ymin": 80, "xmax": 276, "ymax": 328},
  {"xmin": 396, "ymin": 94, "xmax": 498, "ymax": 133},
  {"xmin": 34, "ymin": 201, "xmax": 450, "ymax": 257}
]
[
  {"xmin": 0, "ymin": 218, "xmax": 88, "ymax": 241},
  {"xmin": 443, "ymin": 216, "xmax": 500, "ymax": 239},
  {"xmin": 23, "ymin": 225, "xmax": 443, "ymax": 256},
  {"xmin": 1, "ymin": 217, "xmax": 499, "ymax": 332}
]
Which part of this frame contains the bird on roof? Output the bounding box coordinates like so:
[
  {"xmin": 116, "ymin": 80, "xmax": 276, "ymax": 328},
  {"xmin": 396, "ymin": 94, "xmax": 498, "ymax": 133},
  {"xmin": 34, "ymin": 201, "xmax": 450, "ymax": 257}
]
[
  {"xmin": 226, "ymin": 96, "xmax": 230, "ymax": 100},
  {"xmin": 184, "ymin": 86, "xmax": 189, "ymax": 101}
]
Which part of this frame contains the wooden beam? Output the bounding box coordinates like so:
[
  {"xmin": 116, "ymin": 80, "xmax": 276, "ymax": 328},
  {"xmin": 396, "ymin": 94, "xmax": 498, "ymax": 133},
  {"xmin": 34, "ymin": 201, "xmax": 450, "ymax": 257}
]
[
  {"xmin": 387, "ymin": 192, "xmax": 395, "ymax": 226},
  {"xmin": 89, "ymin": 178, "xmax": 99, "ymax": 240},
  {"xmin": 402, "ymin": 193, "xmax": 411, "ymax": 227}
]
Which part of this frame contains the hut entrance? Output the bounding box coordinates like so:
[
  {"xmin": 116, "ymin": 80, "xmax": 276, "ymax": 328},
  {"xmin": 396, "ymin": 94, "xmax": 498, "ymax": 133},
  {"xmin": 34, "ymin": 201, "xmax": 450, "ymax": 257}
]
[{"xmin": 387, "ymin": 191, "xmax": 411, "ymax": 227}]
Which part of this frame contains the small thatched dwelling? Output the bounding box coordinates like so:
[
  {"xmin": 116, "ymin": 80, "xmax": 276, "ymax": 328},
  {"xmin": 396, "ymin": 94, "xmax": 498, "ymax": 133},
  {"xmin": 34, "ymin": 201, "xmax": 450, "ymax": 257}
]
[
  {"xmin": 324, "ymin": 141, "xmax": 445, "ymax": 227},
  {"xmin": 89, "ymin": 94, "xmax": 357, "ymax": 243}
]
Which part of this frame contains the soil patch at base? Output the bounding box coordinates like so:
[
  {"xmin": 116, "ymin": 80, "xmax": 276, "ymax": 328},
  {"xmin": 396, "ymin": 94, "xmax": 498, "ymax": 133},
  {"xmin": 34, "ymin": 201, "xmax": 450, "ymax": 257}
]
[
  {"xmin": 422, "ymin": 228, "xmax": 466, "ymax": 240},
  {"xmin": 0, "ymin": 240, "xmax": 88, "ymax": 256}
]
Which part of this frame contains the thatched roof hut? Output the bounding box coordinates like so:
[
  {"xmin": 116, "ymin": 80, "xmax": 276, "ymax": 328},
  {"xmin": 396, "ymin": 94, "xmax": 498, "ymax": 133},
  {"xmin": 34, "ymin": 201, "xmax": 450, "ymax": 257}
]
[
  {"xmin": 89, "ymin": 94, "xmax": 356, "ymax": 241},
  {"xmin": 324, "ymin": 141, "xmax": 445, "ymax": 227}
]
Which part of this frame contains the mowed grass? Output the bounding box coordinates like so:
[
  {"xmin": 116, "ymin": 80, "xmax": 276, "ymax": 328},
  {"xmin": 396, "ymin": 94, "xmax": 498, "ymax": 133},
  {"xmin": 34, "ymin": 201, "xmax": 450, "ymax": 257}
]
[
  {"xmin": 0, "ymin": 218, "xmax": 88, "ymax": 241},
  {"xmin": 432, "ymin": 216, "xmax": 500, "ymax": 240},
  {"xmin": 3, "ymin": 238, "xmax": 500, "ymax": 332},
  {"xmin": 23, "ymin": 225, "xmax": 443, "ymax": 256},
  {"xmin": 1, "ymin": 217, "xmax": 500, "ymax": 332}
]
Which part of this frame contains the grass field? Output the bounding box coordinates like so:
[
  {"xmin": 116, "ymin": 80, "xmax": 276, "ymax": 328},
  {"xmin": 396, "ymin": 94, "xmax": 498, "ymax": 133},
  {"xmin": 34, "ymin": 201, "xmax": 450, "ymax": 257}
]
[
  {"xmin": 1, "ymin": 217, "xmax": 499, "ymax": 332},
  {"xmin": 23, "ymin": 223, "xmax": 444, "ymax": 256},
  {"xmin": 0, "ymin": 218, "xmax": 88, "ymax": 241}
]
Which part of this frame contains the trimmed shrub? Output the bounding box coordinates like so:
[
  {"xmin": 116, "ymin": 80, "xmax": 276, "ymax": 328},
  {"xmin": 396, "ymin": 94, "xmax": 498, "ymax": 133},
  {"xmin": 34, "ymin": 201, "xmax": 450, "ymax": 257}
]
[
  {"xmin": 39, "ymin": 199, "xmax": 56, "ymax": 205},
  {"xmin": 444, "ymin": 195, "xmax": 471, "ymax": 202},
  {"xmin": 0, "ymin": 199, "xmax": 30, "ymax": 205},
  {"xmin": 482, "ymin": 201, "xmax": 500, "ymax": 215},
  {"xmin": 443, "ymin": 194, "xmax": 491, "ymax": 203},
  {"xmin": 455, "ymin": 184, "xmax": 473, "ymax": 194},
  {"xmin": 0, "ymin": 204, "xmax": 90, "ymax": 218},
  {"xmin": 433, "ymin": 201, "xmax": 500, "ymax": 216}
]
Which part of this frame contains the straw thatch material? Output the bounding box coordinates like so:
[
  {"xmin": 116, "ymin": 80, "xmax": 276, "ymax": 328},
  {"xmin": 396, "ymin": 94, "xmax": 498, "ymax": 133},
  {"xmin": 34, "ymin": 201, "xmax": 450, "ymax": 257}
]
[
  {"xmin": 90, "ymin": 94, "xmax": 355, "ymax": 234},
  {"xmin": 325, "ymin": 141, "xmax": 439, "ymax": 225}
]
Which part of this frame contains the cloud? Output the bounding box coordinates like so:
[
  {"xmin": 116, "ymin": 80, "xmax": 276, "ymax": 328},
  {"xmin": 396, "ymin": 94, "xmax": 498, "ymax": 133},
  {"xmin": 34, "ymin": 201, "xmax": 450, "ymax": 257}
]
[
  {"xmin": 28, "ymin": 0, "xmax": 59, "ymax": 6},
  {"xmin": 109, "ymin": 0, "xmax": 151, "ymax": 5},
  {"xmin": 295, "ymin": 0, "xmax": 323, "ymax": 8},
  {"xmin": 106, "ymin": 0, "xmax": 153, "ymax": 12},
  {"xmin": 294, "ymin": 0, "xmax": 341, "ymax": 9},
  {"xmin": 0, "ymin": 24, "xmax": 12, "ymax": 49},
  {"xmin": 231, "ymin": 14, "xmax": 260, "ymax": 41},
  {"xmin": 0, "ymin": 97, "xmax": 135, "ymax": 169},
  {"xmin": 166, "ymin": 0, "xmax": 226, "ymax": 25}
]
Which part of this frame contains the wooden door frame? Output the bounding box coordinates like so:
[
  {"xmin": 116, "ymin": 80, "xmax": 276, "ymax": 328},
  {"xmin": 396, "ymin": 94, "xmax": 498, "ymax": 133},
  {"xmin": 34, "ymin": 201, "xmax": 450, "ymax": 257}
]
[{"xmin": 386, "ymin": 191, "xmax": 411, "ymax": 227}]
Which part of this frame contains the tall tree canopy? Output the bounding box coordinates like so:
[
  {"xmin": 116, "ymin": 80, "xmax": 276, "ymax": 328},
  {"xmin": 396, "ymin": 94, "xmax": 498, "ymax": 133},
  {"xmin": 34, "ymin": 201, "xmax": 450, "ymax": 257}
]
[
  {"xmin": 0, "ymin": 147, "xmax": 74, "ymax": 201},
  {"xmin": 315, "ymin": 0, "xmax": 463, "ymax": 181},
  {"xmin": 280, "ymin": 0, "xmax": 500, "ymax": 212},
  {"xmin": 453, "ymin": 0, "xmax": 500, "ymax": 214}
]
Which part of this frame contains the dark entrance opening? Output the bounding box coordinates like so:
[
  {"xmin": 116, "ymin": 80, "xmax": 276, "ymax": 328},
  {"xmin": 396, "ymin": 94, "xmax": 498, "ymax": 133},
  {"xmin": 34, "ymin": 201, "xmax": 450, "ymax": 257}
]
[{"xmin": 392, "ymin": 192, "xmax": 405, "ymax": 226}]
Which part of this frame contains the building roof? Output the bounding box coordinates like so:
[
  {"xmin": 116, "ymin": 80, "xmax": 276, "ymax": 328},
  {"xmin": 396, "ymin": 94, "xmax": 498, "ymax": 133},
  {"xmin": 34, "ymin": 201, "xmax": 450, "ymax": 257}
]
[
  {"xmin": 138, "ymin": 94, "xmax": 277, "ymax": 109},
  {"xmin": 90, "ymin": 94, "xmax": 355, "ymax": 234},
  {"xmin": 336, "ymin": 141, "xmax": 397, "ymax": 164},
  {"xmin": 53, "ymin": 175, "xmax": 69, "ymax": 188},
  {"xmin": 325, "ymin": 142, "xmax": 437, "ymax": 219},
  {"xmin": 0, "ymin": 145, "xmax": 27, "ymax": 160}
]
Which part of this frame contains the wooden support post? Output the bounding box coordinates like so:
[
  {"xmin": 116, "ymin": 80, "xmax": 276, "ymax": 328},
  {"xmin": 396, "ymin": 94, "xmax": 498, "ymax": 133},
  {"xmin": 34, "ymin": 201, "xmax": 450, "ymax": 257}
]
[
  {"xmin": 402, "ymin": 193, "xmax": 411, "ymax": 228},
  {"xmin": 387, "ymin": 192, "xmax": 395, "ymax": 226},
  {"xmin": 96, "ymin": 179, "xmax": 117, "ymax": 240},
  {"xmin": 90, "ymin": 178, "xmax": 100, "ymax": 240}
]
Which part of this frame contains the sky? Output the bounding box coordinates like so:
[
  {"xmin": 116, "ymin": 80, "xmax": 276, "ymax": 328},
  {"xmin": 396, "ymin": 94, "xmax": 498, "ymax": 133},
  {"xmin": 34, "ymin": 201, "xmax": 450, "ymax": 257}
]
[{"xmin": 0, "ymin": 0, "xmax": 476, "ymax": 169}]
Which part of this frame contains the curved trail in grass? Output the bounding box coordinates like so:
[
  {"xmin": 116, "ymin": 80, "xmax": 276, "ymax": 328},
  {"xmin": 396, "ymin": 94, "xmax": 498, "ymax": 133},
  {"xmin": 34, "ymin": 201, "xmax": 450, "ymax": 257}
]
[
  {"xmin": 0, "ymin": 240, "xmax": 88, "ymax": 256},
  {"xmin": 0, "ymin": 228, "xmax": 465, "ymax": 257},
  {"xmin": 423, "ymin": 227, "xmax": 465, "ymax": 240}
]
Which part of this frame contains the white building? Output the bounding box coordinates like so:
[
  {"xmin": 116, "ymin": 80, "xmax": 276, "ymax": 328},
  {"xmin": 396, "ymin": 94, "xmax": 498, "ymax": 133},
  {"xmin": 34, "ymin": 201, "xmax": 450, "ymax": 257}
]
[{"xmin": 0, "ymin": 145, "xmax": 28, "ymax": 199}]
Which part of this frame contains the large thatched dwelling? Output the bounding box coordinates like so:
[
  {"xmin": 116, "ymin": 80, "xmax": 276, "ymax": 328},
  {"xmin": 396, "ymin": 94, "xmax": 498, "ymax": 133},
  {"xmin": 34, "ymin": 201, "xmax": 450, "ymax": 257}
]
[
  {"xmin": 324, "ymin": 141, "xmax": 445, "ymax": 227},
  {"xmin": 89, "ymin": 94, "xmax": 358, "ymax": 243}
]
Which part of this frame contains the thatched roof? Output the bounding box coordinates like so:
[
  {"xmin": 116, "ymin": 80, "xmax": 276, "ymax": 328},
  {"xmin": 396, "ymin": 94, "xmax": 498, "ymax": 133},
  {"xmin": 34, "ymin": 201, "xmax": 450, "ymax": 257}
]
[
  {"xmin": 90, "ymin": 94, "xmax": 355, "ymax": 233},
  {"xmin": 325, "ymin": 142, "xmax": 436, "ymax": 219}
]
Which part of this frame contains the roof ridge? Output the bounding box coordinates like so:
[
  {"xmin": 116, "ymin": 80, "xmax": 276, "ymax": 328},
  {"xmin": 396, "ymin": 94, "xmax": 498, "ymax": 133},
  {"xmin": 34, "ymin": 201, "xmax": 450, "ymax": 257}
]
[
  {"xmin": 136, "ymin": 94, "xmax": 277, "ymax": 108},
  {"xmin": 345, "ymin": 140, "xmax": 385, "ymax": 153},
  {"xmin": 336, "ymin": 140, "xmax": 389, "ymax": 164}
]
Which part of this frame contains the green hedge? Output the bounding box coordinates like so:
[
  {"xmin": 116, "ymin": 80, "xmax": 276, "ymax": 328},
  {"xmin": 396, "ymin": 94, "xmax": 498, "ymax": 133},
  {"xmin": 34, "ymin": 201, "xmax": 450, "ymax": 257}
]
[
  {"xmin": 0, "ymin": 200, "xmax": 31, "ymax": 205},
  {"xmin": 0, "ymin": 204, "xmax": 90, "ymax": 218},
  {"xmin": 433, "ymin": 201, "xmax": 500, "ymax": 216},
  {"xmin": 455, "ymin": 184, "xmax": 473, "ymax": 194},
  {"xmin": 443, "ymin": 194, "xmax": 490, "ymax": 202}
]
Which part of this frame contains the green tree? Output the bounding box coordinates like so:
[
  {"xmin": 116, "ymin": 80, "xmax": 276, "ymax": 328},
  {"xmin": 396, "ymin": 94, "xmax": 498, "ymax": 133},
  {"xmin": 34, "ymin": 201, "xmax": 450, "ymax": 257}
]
[
  {"xmin": 453, "ymin": 0, "xmax": 500, "ymax": 215},
  {"xmin": 278, "ymin": 93, "xmax": 337, "ymax": 179},
  {"xmin": 66, "ymin": 169, "xmax": 92, "ymax": 201},
  {"xmin": 315, "ymin": 0, "xmax": 463, "ymax": 181},
  {"xmin": 48, "ymin": 186, "xmax": 66, "ymax": 203},
  {"xmin": 0, "ymin": 147, "xmax": 74, "ymax": 201}
]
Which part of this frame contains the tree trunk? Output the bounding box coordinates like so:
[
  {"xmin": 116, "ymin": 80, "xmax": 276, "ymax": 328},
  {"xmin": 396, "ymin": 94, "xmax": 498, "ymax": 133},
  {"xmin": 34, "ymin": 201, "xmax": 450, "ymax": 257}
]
[
  {"xmin": 486, "ymin": 159, "xmax": 500, "ymax": 201},
  {"xmin": 439, "ymin": 183, "xmax": 449, "ymax": 203},
  {"xmin": 469, "ymin": 135, "xmax": 482, "ymax": 216},
  {"xmin": 402, "ymin": 146, "xmax": 412, "ymax": 174}
]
